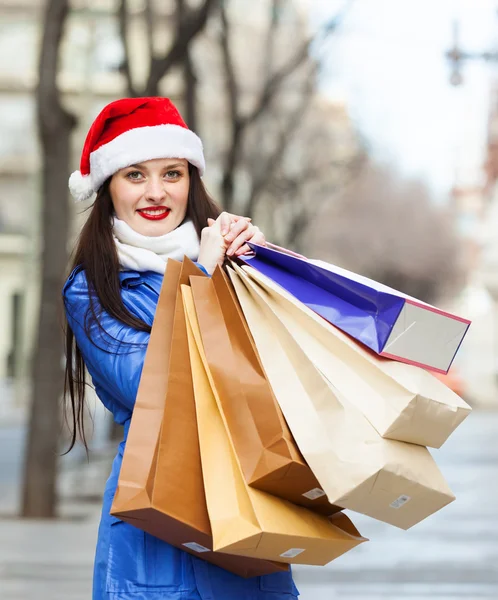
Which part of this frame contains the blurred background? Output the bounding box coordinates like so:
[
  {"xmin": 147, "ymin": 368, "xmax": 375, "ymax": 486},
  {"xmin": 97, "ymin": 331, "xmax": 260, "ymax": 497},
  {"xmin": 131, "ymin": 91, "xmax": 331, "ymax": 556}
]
[{"xmin": 0, "ymin": 0, "xmax": 497, "ymax": 598}]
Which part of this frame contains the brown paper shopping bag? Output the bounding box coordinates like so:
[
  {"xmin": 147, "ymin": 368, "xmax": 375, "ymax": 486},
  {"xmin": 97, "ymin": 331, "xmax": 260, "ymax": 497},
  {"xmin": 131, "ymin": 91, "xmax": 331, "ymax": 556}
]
[
  {"xmin": 183, "ymin": 284, "xmax": 366, "ymax": 566},
  {"xmin": 228, "ymin": 264, "xmax": 455, "ymax": 530},
  {"xmin": 186, "ymin": 268, "xmax": 339, "ymax": 515},
  {"xmin": 237, "ymin": 265, "xmax": 471, "ymax": 449},
  {"xmin": 111, "ymin": 258, "xmax": 285, "ymax": 578}
]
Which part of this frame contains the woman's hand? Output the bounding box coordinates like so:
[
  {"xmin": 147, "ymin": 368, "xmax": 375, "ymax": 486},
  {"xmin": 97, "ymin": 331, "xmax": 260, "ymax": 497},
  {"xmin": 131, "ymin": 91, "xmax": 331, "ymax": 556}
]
[
  {"xmin": 223, "ymin": 217, "xmax": 266, "ymax": 257},
  {"xmin": 197, "ymin": 212, "xmax": 266, "ymax": 275}
]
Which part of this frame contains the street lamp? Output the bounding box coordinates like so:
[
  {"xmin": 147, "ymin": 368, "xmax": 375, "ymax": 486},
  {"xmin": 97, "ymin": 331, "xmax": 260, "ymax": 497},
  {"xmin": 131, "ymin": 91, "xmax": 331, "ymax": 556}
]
[{"xmin": 446, "ymin": 19, "xmax": 498, "ymax": 86}]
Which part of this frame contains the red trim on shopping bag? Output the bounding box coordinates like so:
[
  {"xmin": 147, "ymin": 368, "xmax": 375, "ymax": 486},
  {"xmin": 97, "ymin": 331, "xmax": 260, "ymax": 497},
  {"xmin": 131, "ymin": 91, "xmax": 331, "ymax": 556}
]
[{"xmin": 404, "ymin": 299, "xmax": 471, "ymax": 325}]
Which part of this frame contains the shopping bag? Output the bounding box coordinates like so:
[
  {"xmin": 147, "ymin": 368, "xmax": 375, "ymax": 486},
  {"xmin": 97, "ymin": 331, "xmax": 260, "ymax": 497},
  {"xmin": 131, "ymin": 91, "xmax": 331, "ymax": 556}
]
[
  {"xmin": 241, "ymin": 243, "xmax": 471, "ymax": 374},
  {"xmin": 183, "ymin": 284, "xmax": 366, "ymax": 565},
  {"xmin": 111, "ymin": 258, "xmax": 286, "ymax": 578},
  {"xmin": 228, "ymin": 264, "xmax": 455, "ymax": 530},
  {"xmin": 236, "ymin": 265, "xmax": 471, "ymax": 449},
  {"xmin": 187, "ymin": 267, "xmax": 340, "ymax": 514}
]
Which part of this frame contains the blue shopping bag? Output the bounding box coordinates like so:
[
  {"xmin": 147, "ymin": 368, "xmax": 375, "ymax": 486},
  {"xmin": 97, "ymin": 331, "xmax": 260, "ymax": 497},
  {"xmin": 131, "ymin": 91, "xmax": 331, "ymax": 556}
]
[{"xmin": 241, "ymin": 243, "xmax": 470, "ymax": 374}]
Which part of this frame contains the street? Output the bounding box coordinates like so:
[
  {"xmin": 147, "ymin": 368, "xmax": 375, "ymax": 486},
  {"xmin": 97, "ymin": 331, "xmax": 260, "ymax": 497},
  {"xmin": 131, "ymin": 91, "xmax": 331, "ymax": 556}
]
[{"xmin": 0, "ymin": 409, "xmax": 497, "ymax": 599}]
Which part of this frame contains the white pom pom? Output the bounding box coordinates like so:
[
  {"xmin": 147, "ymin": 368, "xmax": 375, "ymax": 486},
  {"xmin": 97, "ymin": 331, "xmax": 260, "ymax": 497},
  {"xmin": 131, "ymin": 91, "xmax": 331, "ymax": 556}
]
[{"xmin": 68, "ymin": 171, "xmax": 94, "ymax": 202}]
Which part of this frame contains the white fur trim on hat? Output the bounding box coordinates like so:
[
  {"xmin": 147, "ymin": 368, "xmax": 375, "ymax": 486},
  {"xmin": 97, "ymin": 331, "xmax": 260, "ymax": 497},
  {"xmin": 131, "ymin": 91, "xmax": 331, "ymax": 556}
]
[{"xmin": 69, "ymin": 124, "xmax": 205, "ymax": 202}]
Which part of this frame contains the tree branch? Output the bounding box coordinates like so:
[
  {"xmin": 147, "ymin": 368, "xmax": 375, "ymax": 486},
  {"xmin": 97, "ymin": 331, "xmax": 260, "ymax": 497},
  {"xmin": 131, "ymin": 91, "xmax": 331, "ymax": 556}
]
[
  {"xmin": 183, "ymin": 50, "xmax": 198, "ymax": 130},
  {"xmin": 243, "ymin": 2, "xmax": 352, "ymax": 127},
  {"xmin": 176, "ymin": 0, "xmax": 198, "ymax": 129},
  {"xmin": 261, "ymin": 0, "xmax": 280, "ymax": 81},
  {"xmin": 246, "ymin": 68, "xmax": 315, "ymax": 216},
  {"xmin": 220, "ymin": 2, "xmax": 239, "ymax": 128},
  {"xmin": 286, "ymin": 205, "xmax": 312, "ymax": 251},
  {"xmin": 218, "ymin": 1, "xmax": 352, "ymax": 211},
  {"xmin": 144, "ymin": 0, "xmax": 154, "ymax": 65},
  {"xmin": 37, "ymin": 0, "xmax": 75, "ymax": 129},
  {"xmin": 145, "ymin": 0, "xmax": 216, "ymax": 96},
  {"xmin": 118, "ymin": 0, "xmax": 137, "ymax": 97},
  {"xmin": 219, "ymin": 1, "xmax": 244, "ymax": 211}
]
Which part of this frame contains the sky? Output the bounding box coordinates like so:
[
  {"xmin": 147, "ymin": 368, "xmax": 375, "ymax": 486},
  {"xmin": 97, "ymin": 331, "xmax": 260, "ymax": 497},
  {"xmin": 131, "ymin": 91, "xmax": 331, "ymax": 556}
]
[{"xmin": 302, "ymin": 0, "xmax": 498, "ymax": 201}]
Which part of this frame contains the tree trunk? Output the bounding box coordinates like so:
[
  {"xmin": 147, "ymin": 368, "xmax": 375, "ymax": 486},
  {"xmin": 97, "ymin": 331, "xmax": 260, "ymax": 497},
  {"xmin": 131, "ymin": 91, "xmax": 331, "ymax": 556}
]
[
  {"xmin": 144, "ymin": 0, "xmax": 216, "ymax": 97},
  {"xmin": 21, "ymin": 0, "xmax": 76, "ymax": 518},
  {"xmin": 221, "ymin": 121, "xmax": 243, "ymax": 213},
  {"xmin": 184, "ymin": 50, "xmax": 198, "ymax": 131}
]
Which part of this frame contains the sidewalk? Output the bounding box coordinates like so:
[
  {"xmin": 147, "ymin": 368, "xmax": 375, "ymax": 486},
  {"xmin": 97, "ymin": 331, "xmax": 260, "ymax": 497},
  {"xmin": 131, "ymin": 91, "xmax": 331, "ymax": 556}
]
[
  {"xmin": 1, "ymin": 410, "xmax": 498, "ymax": 600},
  {"xmin": 0, "ymin": 433, "xmax": 110, "ymax": 600},
  {"xmin": 0, "ymin": 514, "xmax": 98, "ymax": 600}
]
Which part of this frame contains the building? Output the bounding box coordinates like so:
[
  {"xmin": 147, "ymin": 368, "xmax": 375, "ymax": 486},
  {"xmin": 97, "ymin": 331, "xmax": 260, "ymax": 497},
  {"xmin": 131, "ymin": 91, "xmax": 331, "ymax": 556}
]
[
  {"xmin": 0, "ymin": 0, "xmax": 319, "ymax": 416},
  {"xmin": 447, "ymin": 79, "xmax": 498, "ymax": 407}
]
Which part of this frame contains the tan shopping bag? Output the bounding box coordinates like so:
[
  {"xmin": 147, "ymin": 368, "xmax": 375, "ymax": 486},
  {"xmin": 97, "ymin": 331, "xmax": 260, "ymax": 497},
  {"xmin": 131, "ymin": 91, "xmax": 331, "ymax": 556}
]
[
  {"xmin": 236, "ymin": 265, "xmax": 470, "ymax": 449},
  {"xmin": 111, "ymin": 258, "xmax": 286, "ymax": 578},
  {"xmin": 228, "ymin": 264, "xmax": 455, "ymax": 530},
  {"xmin": 186, "ymin": 268, "xmax": 340, "ymax": 515},
  {"xmin": 183, "ymin": 283, "xmax": 366, "ymax": 565}
]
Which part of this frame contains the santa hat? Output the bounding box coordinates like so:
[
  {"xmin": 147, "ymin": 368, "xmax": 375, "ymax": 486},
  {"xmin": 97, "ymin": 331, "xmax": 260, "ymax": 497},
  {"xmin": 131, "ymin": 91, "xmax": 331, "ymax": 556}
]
[{"xmin": 69, "ymin": 97, "xmax": 205, "ymax": 202}]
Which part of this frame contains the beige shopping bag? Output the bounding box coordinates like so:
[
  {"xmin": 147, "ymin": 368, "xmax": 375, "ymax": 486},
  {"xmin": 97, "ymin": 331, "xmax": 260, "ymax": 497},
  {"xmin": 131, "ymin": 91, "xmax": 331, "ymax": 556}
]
[
  {"xmin": 228, "ymin": 264, "xmax": 455, "ymax": 530},
  {"xmin": 183, "ymin": 284, "xmax": 366, "ymax": 565},
  {"xmin": 111, "ymin": 258, "xmax": 286, "ymax": 578},
  {"xmin": 186, "ymin": 268, "xmax": 340, "ymax": 515},
  {"xmin": 235, "ymin": 264, "xmax": 470, "ymax": 449}
]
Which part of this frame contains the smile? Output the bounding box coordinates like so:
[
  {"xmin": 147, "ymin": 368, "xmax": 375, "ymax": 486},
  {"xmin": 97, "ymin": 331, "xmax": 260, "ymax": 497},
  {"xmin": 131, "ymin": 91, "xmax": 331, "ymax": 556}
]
[{"xmin": 137, "ymin": 207, "xmax": 171, "ymax": 221}]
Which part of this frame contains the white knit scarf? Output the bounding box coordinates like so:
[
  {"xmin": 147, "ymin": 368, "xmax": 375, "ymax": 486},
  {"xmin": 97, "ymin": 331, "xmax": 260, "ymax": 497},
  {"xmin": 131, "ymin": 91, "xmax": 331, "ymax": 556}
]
[{"xmin": 112, "ymin": 216, "xmax": 200, "ymax": 274}]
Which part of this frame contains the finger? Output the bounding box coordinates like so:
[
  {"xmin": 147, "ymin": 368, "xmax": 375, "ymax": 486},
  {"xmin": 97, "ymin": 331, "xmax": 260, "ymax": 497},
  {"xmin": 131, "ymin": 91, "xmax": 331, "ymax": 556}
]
[
  {"xmin": 226, "ymin": 213, "xmax": 252, "ymax": 223},
  {"xmin": 227, "ymin": 227, "xmax": 256, "ymax": 256},
  {"xmin": 235, "ymin": 231, "xmax": 265, "ymax": 256},
  {"xmin": 220, "ymin": 213, "xmax": 252, "ymax": 237},
  {"xmin": 234, "ymin": 243, "xmax": 252, "ymax": 256},
  {"xmin": 207, "ymin": 218, "xmax": 215, "ymax": 227},
  {"xmin": 224, "ymin": 218, "xmax": 250, "ymax": 243},
  {"xmin": 217, "ymin": 212, "xmax": 234, "ymax": 236},
  {"xmin": 224, "ymin": 215, "xmax": 251, "ymax": 236},
  {"xmin": 249, "ymin": 231, "xmax": 266, "ymax": 247}
]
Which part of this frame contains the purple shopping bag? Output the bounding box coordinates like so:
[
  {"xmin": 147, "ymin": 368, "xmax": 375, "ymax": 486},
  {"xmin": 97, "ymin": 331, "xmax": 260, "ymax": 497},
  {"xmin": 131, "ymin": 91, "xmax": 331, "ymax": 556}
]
[{"xmin": 241, "ymin": 243, "xmax": 470, "ymax": 374}]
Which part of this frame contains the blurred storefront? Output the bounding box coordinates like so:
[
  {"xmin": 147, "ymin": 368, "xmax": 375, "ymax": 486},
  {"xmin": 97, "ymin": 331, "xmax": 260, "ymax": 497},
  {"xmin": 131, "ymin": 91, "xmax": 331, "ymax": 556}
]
[
  {"xmin": 448, "ymin": 78, "xmax": 498, "ymax": 407},
  {"xmin": 0, "ymin": 0, "xmax": 41, "ymax": 416},
  {"xmin": 0, "ymin": 0, "xmax": 317, "ymax": 419},
  {"xmin": 0, "ymin": 0, "xmax": 138, "ymax": 415}
]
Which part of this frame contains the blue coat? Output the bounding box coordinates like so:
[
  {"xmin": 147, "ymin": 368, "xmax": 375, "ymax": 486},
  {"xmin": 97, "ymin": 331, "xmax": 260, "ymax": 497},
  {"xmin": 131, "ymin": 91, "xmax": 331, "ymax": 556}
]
[{"xmin": 63, "ymin": 266, "xmax": 299, "ymax": 600}]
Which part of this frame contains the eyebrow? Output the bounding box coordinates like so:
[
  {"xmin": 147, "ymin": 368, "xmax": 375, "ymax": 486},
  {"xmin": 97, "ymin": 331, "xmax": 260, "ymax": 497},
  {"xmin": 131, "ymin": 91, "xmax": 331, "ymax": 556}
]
[{"xmin": 128, "ymin": 162, "xmax": 186, "ymax": 170}]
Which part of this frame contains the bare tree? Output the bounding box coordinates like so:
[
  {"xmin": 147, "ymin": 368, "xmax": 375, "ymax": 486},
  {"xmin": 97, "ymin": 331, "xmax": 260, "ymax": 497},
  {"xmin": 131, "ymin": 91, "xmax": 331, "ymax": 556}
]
[
  {"xmin": 247, "ymin": 95, "xmax": 367, "ymax": 250},
  {"xmin": 117, "ymin": 0, "xmax": 358, "ymax": 247},
  {"xmin": 119, "ymin": 0, "xmax": 215, "ymax": 111},
  {"xmin": 21, "ymin": 0, "xmax": 77, "ymax": 518},
  {"xmin": 177, "ymin": 0, "xmax": 198, "ymax": 129},
  {"xmin": 308, "ymin": 160, "xmax": 465, "ymax": 304},
  {"xmin": 218, "ymin": 0, "xmax": 353, "ymax": 216}
]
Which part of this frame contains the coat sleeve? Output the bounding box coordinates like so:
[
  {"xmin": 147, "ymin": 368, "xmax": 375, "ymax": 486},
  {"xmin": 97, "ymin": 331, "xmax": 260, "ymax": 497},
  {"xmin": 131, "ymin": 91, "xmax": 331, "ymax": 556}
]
[{"xmin": 63, "ymin": 269, "xmax": 150, "ymax": 412}]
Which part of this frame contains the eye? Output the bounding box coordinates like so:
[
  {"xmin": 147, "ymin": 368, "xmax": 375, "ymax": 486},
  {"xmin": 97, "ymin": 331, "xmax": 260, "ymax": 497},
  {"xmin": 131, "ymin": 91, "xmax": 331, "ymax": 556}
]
[
  {"xmin": 126, "ymin": 171, "xmax": 143, "ymax": 181},
  {"xmin": 165, "ymin": 170, "xmax": 182, "ymax": 179}
]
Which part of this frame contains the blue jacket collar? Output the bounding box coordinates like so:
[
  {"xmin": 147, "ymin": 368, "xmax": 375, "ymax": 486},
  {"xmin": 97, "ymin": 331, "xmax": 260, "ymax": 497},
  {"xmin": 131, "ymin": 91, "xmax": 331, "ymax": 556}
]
[
  {"xmin": 65, "ymin": 266, "xmax": 164, "ymax": 294},
  {"xmin": 119, "ymin": 270, "xmax": 163, "ymax": 294}
]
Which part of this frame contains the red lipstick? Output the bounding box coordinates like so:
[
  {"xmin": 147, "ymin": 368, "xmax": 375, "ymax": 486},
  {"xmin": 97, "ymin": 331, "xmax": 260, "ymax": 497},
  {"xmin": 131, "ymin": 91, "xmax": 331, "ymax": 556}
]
[{"xmin": 136, "ymin": 207, "xmax": 171, "ymax": 221}]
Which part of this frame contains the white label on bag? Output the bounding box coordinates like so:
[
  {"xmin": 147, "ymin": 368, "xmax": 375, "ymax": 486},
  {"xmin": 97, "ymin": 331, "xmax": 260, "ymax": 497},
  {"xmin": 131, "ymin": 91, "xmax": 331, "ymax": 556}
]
[
  {"xmin": 302, "ymin": 487, "xmax": 327, "ymax": 500},
  {"xmin": 183, "ymin": 542, "xmax": 210, "ymax": 553},
  {"xmin": 390, "ymin": 495, "xmax": 411, "ymax": 509},
  {"xmin": 280, "ymin": 548, "xmax": 306, "ymax": 558}
]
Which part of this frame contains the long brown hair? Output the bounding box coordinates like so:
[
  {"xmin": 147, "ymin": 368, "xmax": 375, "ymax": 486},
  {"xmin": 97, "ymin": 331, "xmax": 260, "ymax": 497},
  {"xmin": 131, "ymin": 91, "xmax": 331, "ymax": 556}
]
[{"xmin": 63, "ymin": 164, "xmax": 220, "ymax": 452}]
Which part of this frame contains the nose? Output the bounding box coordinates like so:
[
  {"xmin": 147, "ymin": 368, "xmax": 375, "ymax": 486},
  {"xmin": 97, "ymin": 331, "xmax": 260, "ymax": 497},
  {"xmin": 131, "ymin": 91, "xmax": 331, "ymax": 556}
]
[{"xmin": 144, "ymin": 176, "xmax": 167, "ymax": 203}]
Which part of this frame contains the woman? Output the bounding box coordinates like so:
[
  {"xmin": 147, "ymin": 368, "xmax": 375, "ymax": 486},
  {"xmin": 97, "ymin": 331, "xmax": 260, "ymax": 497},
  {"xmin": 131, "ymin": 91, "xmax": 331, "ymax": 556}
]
[{"xmin": 63, "ymin": 97, "xmax": 299, "ymax": 599}]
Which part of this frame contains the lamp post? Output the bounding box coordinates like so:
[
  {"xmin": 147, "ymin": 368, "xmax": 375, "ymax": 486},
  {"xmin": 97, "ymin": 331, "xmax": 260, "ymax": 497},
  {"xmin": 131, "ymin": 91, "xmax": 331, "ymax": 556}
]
[
  {"xmin": 446, "ymin": 19, "xmax": 498, "ymax": 86},
  {"xmin": 446, "ymin": 14, "xmax": 498, "ymax": 403}
]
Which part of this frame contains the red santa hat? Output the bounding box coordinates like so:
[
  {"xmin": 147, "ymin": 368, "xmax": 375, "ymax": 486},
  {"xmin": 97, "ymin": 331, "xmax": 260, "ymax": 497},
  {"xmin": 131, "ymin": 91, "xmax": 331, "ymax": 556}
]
[{"xmin": 69, "ymin": 97, "xmax": 205, "ymax": 202}]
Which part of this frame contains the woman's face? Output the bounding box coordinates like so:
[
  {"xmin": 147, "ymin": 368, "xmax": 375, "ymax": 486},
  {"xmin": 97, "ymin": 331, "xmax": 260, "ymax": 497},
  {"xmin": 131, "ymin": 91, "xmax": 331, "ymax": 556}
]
[{"xmin": 109, "ymin": 158, "xmax": 190, "ymax": 236}]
